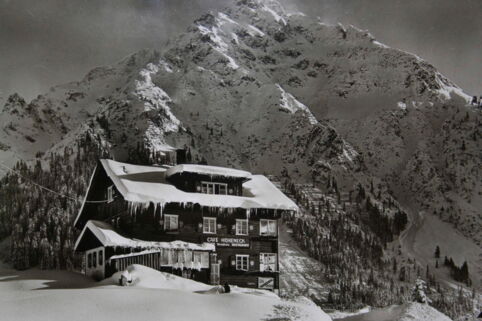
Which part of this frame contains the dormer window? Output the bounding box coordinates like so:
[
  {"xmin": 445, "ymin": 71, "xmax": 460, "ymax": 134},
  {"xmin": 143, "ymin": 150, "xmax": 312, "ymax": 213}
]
[{"xmin": 201, "ymin": 181, "xmax": 227, "ymax": 195}]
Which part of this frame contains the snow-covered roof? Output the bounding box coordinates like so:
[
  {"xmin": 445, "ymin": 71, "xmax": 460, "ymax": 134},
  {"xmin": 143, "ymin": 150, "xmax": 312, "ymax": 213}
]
[
  {"xmin": 74, "ymin": 220, "xmax": 215, "ymax": 252},
  {"xmin": 99, "ymin": 159, "xmax": 298, "ymax": 211},
  {"xmin": 165, "ymin": 164, "xmax": 251, "ymax": 179}
]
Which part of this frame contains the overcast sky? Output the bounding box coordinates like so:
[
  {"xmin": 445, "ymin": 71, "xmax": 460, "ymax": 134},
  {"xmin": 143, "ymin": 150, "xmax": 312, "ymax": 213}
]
[{"xmin": 0, "ymin": 0, "xmax": 481, "ymax": 102}]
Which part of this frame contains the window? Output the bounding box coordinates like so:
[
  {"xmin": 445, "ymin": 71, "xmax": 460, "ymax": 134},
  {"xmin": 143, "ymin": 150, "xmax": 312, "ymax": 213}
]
[
  {"xmin": 98, "ymin": 250, "xmax": 103, "ymax": 266},
  {"xmin": 194, "ymin": 252, "xmax": 210, "ymax": 268},
  {"xmin": 218, "ymin": 184, "xmax": 227, "ymax": 195},
  {"xmin": 87, "ymin": 253, "xmax": 92, "ymax": 269},
  {"xmin": 171, "ymin": 250, "xmax": 178, "ymax": 264},
  {"xmin": 236, "ymin": 255, "xmax": 249, "ymax": 271},
  {"xmin": 203, "ymin": 217, "xmax": 216, "ymax": 234},
  {"xmin": 93, "ymin": 251, "xmax": 97, "ymax": 268},
  {"xmin": 201, "ymin": 252, "xmax": 209, "ymax": 268},
  {"xmin": 107, "ymin": 185, "xmax": 114, "ymax": 203},
  {"xmin": 201, "ymin": 181, "xmax": 228, "ymax": 195},
  {"xmin": 236, "ymin": 219, "xmax": 248, "ymax": 235},
  {"xmin": 160, "ymin": 249, "xmax": 171, "ymax": 266},
  {"xmin": 260, "ymin": 219, "xmax": 277, "ymax": 236},
  {"xmin": 260, "ymin": 253, "xmax": 277, "ymax": 272},
  {"xmin": 164, "ymin": 214, "xmax": 179, "ymax": 231}
]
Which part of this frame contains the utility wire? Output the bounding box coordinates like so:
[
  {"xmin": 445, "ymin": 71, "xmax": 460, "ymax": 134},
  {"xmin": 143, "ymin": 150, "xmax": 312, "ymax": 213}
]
[{"xmin": 0, "ymin": 161, "xmax": 110, "ymax": 204}]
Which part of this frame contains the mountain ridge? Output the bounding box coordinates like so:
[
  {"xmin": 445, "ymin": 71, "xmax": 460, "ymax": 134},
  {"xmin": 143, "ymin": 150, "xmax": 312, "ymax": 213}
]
[{"xmin": 0, "ymin": 0, "xmax": 480, "ymax": 317}]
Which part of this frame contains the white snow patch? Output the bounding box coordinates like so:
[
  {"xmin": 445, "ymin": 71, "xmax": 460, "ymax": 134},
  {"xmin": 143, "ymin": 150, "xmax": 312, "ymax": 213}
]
[
  {"xmin": 74, "ymin": 220, "xmax": 215, "ymax": 252},
  {"xmin": 144, "ymin": 122, "xmax": 178, "ymax": 153},
  {"xmin": 287, "ymin": 11, "xmax": 307, "ymax": 17},
  {"xmin": 261, "ymin": 5, "xmax": 287, "ymax": 25},
  {"xmin": 411, "ymin": 101, "xmax": 423, "ymax": 109},
  {"xmin": 342, "ymin": 143, "xmax": 358, "ymax": 163},
  {"xmin": 247, "ymin": 24, "xmax": 265, "ymax": 37},
  {"xmin": 231, "ymin": 32, "xmax": 239, "ymax": 44},
  {"xmin": 276, "ymin": 84, "xmax": 318, "ymax": 125},
  {"xmin": 166, "ymin": 164, "xmax": 251, "ymax": 178},
  {"xmin": 217, "ymin": 12, "xmax": 238, "ymax": 26},
  {"xmin": 328, "ymin": 306, "xmax": 370, "ymax": 319},
  {"xmin": 197, "ymin": 24, "xmax": 239, "ymax": 70},
  {"xmin": 135, "ymin": 63, "xmax": 181, "ymax": 132},
  {"xmin": 373, "ymin": 40, "xmax": 390, "ymax": 49},
  {"xmin": 158, "ymin": 59, "xmax": 173, "ymax": 73},
  {"xmin": 435, "ymin": 72, "xmax": 471, "ymax": 102},
  {"xmin": 103, "ymin": 265, "xmax": 212, "ymax": 291},
  {"xmin": 198, "ymin": 25, "xmax": 228, "ymax": 51},
  {"xmin": 219, "ymin": 51, "xmax": 240, "ymax": 69},
  {"xmin": 398, "ymin": 101, "xmax": 407, "ymax": 110}
]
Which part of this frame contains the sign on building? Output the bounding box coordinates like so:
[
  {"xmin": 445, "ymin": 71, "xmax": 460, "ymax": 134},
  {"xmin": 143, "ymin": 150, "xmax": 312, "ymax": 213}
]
[
  {"xmin": 206, "ymin": 236, "xmax": 250, "ymax": 248},
  {"xmin": 258, "ymin": 277, "xmax": 274, "ymax": 290}
]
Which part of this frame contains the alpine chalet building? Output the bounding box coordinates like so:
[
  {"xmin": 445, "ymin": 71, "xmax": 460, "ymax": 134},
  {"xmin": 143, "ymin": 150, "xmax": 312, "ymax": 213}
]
[{"xmin": 74, "ymin": 159, "xmax": 298, "ymax": 292}]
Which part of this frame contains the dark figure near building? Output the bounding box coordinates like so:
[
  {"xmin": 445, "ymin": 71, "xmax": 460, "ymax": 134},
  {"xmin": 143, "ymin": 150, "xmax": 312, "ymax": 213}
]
[
  {"xmin": 479, "ymin": 96, "xmax": 482, "ymax": 108},
  {"xmin": 224, "ymin": 282, "xmax": 231, "ymax": 293},
  {"xmin": 471, "ymin": 96, "xmax": 478, "ymax": 105}
]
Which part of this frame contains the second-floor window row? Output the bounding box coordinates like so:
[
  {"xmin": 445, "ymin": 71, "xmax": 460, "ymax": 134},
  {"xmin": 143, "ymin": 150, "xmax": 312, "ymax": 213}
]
[{"xmin": 201, "ymin": 182, "xmax": 227, "ymax": 195}]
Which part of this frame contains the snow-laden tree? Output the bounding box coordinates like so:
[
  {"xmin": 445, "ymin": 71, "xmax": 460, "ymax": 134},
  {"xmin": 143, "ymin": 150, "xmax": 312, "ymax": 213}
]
[{"xmin": 412, "ymin": 278, "xmax": 432, "ymax": 304}]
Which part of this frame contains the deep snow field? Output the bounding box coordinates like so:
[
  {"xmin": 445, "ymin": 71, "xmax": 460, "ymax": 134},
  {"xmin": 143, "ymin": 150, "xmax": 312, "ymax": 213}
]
[
  {"xmin": 0, "ymin": 263, "xmax": 331, "ymax": 321},
  {"xmin": 0, "ymin": 261, "xmax": 458, "ymax": 321}
]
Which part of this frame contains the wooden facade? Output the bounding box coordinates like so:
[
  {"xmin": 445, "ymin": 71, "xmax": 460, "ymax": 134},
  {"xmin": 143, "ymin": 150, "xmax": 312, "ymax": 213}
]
[{"xmin": 74, "ymin": 160, "xmax": 297, "ymax": 292}]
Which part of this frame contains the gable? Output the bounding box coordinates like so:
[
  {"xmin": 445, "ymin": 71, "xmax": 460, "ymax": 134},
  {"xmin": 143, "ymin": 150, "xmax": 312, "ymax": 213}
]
[
  {"xmin": 74, "ymin": 162, "xmax": 120, "ymax": 229},
  {"xmin": 74, "ymin": 228, "xmax": 103, "ymax": 252}
]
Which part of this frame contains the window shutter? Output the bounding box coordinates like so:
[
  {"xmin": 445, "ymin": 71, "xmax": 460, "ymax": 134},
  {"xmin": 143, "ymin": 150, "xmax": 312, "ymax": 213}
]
[{"xmin": 230, "ymin": 256, "xmax": 236, "ymax": 268}]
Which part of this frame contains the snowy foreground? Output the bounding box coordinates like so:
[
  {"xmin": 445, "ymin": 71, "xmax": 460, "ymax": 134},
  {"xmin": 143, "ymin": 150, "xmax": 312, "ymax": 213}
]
[
  {"xmin": 0, "ymin": 263, "xmax": 331, "ymax": 321},
  {"xmin": 0, "ymin": 262, "xmax": 454, "ymax": 321}
]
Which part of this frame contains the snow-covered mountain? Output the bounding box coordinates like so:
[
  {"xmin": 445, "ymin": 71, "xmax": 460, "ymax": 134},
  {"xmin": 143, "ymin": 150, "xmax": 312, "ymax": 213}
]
[{"xmin": 0, "ymin": 0, "xmax": 480, "ymax": 295}]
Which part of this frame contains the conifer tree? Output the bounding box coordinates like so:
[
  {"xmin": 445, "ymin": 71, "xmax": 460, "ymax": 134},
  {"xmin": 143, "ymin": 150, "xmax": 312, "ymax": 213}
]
[
  {"xmin": 412, "ymin": 278, "xmax": 431, "ymax": 304},
  {"xmin": 434, "ymin": 245, "xmax": 440, "ymax": 259}
]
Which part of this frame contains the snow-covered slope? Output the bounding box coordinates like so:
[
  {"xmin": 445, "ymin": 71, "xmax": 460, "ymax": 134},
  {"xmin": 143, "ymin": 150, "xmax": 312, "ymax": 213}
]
[
  {"xmin": 279, "ymin": 223, "xmax": 327, "ymax": 301},
  {"xmin": 0, "ymin": 0, "xmax": 480, "ymax": 287},
  {"xmin": 0, "ymin": 263, "xmax": 332, "ymax": 321},
  {"xmin": 334, "ymin": 302, "xmax": 453, "ymax": 321}
]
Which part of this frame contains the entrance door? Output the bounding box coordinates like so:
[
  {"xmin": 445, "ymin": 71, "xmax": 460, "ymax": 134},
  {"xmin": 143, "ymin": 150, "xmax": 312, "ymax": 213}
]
[{"xmin": 210, "ymin": 263, "xmax": 220, "ymax": 285}]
